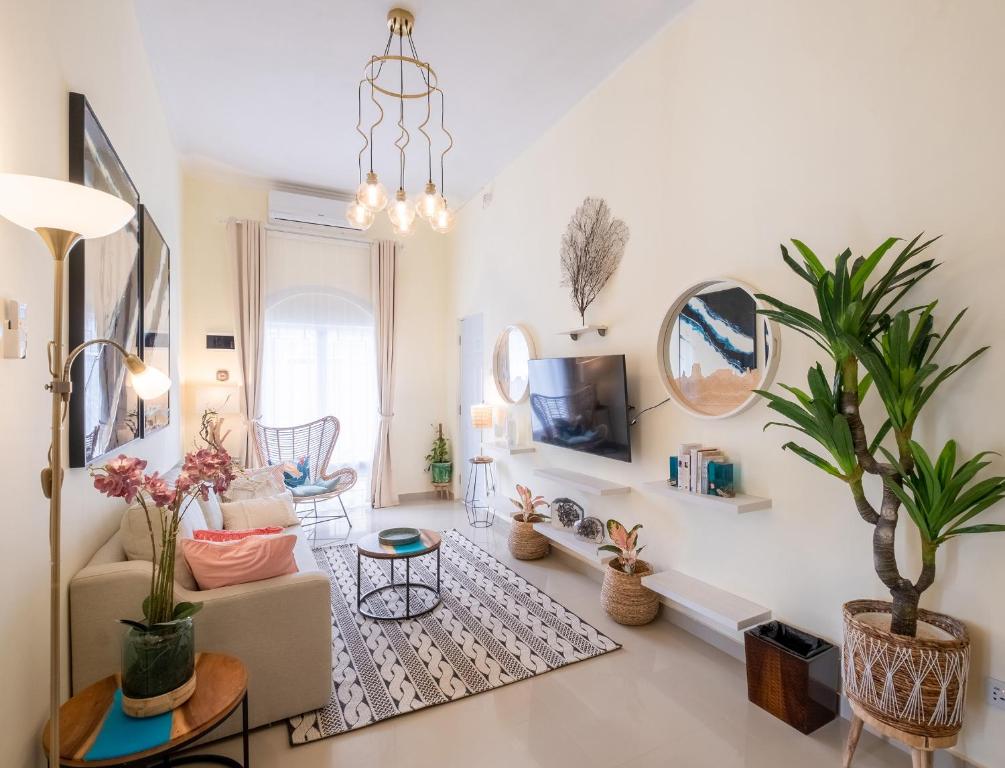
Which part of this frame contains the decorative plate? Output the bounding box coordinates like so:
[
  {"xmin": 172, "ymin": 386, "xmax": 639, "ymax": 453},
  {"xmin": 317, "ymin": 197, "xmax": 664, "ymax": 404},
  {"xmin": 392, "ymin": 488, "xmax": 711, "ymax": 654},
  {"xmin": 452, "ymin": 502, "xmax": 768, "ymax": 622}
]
[
  {"xmin": 379, "ymin": 527, "xmax": 422, "ymax": 546},
  {"xmin": 552, "ymin": 497, "xmax": 585, "ymax": 529},
  {"xmin": 573, "ymin": 516, "xmax": 604, "ymax": 544}
]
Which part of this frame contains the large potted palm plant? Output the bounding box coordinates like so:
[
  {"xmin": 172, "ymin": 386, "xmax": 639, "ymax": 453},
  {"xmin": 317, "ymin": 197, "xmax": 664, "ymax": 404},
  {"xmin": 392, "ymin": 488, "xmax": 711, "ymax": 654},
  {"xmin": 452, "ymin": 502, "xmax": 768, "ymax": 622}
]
[{"xmin": 756, "ymin": 235, "xmax": 1005, "ymax": 739}]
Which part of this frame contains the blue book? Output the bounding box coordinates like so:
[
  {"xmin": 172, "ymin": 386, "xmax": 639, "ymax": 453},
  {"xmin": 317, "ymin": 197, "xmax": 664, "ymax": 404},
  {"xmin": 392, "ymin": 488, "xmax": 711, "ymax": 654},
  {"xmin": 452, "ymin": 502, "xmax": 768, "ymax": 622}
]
[
  {"xmin": 668, "ymin": 456, "xmax": 678, "ymax": 487},
  {"xmin": 708, "ymin": 462, "xmax": 735, "ymax": 498}
]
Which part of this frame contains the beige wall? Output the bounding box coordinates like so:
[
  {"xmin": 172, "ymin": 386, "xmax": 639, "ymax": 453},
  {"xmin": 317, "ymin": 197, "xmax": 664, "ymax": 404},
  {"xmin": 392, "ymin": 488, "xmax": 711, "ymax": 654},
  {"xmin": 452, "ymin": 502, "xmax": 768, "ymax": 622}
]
[
  {"xmin": 446, "ymin": 1, "xmax": 1005, "ymax": 764},
  {"xmin": 0, "ymin": 1, "xmax": 182, "ymax": 765},
  {"xmin": 181, "ymin": 170, "xmax": 451, "ymax": 496}
]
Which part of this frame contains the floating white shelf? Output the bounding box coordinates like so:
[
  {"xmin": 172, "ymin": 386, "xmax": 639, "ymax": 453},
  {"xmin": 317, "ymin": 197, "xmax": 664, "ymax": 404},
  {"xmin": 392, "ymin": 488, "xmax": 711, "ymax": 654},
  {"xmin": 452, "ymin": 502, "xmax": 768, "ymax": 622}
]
[
  {"xmin": 641, "ymin": 480, "xmax": 772, "ymax": 513},
  {"xmin": 641, "ymin": 569, "xmax": 771, "ymax": 632},
  {"xmin": 559, "ymin": 324, "xmax": 607, "ymax": 341},
  {"xmin": 532, "ymin": 523, "xmax": 606, "ymax": 570},
  {"xmin": 534, "ymin": 467, "xmax": 631, "ymax": 496},
  {"xmin": 485, "ymin": 442, "xmax": 536, "ymax": 455}
]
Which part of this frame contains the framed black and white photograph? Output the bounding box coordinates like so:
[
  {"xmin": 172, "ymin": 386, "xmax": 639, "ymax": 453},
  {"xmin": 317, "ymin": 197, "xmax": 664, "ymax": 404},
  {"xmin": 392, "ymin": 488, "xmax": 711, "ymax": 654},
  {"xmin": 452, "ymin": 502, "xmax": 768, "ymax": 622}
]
[
  {"xmin": 68, "ymin": 92, "xmax": 141, "ymax": 467},
  {"xmin": 140, "ymin": 205, "xmax": 171, "ymax": 437}
]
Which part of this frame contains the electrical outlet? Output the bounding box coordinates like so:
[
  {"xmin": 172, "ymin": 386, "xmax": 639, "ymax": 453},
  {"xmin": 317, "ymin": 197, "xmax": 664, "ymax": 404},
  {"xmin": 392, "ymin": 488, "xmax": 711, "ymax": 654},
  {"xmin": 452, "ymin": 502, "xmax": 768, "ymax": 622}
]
[{"xmin": 989, "ymin": 677, "xmax": 1005, "ymax": 710}]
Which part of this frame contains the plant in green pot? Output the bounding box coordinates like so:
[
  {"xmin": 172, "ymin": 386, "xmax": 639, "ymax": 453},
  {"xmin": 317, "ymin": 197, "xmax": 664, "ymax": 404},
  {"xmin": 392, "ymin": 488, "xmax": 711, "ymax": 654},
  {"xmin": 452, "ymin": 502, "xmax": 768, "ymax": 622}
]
[
  {"xmin": 756, "ymin": 235, "xmax": 1005, "ymax": 741},
  {"xmin": 91, "ymin": 445, "xmax": 236, "ymax": 716},
  {"xmin": 424, "ymin": 423, "xmax": 452, "ymax": 485},
  {"xmin": 598, "ymin": 520, "xmax": 659, "ymax": 625}
]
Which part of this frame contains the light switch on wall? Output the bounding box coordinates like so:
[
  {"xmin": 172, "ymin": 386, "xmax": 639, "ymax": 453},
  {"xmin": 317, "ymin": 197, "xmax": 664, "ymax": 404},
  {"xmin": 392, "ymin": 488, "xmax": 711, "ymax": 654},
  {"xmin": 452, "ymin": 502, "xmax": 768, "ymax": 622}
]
[{"xmin": 1, "ymin": 299, "xmax": 27, "ymax": 359}]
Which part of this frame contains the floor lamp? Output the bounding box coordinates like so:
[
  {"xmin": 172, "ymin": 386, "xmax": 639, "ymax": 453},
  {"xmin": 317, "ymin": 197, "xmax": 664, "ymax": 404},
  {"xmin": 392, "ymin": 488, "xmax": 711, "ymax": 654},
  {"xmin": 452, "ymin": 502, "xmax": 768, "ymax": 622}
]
[{"xmin": 0, "ymin": 174, "xmax": 172, "ymax": 765}]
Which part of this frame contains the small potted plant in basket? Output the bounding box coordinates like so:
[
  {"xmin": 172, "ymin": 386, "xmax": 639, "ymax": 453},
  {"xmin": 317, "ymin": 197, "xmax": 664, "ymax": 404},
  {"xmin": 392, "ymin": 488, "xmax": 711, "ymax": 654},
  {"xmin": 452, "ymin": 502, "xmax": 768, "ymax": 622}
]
[
  {"xmin": 508, "ymin": 484, "xmax": 551, "ymax": 560},
  {"xmin": 424, "ymin": 423, "xmax": 453, "ymax": 486},
  {"xmin": 598, "ymin": 520, "xmax": 659, "ymax": 625},
  {"xmin": 91, "ymin": 444, "xmax": 236, "ymax": 716}
]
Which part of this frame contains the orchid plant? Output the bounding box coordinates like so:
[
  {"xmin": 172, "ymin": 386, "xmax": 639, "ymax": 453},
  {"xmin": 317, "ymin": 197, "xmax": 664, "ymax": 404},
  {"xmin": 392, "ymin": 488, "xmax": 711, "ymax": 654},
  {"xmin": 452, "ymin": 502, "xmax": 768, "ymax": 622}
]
[
  {"xmin": 510, "ymin": 484, "xmax": 550, "ymax": 522},
  {"xmin": 91, "ymin": 446, "xmax": 236, "ymax": 629},
  {"xmin": 598, "ymin": 519, "xmax": 645, "ymax": 574}
]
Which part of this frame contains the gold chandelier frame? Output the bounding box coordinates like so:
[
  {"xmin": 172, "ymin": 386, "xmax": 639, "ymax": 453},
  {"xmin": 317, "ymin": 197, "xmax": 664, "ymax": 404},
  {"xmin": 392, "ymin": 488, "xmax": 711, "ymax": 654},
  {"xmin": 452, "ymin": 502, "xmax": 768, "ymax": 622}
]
[{"xmin": 354, "ymin": 7, "xmax": 454, "ymax": 216}]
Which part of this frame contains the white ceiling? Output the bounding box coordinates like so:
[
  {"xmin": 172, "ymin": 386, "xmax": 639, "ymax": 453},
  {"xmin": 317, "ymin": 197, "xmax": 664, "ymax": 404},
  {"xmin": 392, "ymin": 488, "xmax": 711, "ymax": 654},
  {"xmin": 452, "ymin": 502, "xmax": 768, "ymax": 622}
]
[{"xmin": 134, "ymin": 0, "xmax": 692, "ymax": 204}]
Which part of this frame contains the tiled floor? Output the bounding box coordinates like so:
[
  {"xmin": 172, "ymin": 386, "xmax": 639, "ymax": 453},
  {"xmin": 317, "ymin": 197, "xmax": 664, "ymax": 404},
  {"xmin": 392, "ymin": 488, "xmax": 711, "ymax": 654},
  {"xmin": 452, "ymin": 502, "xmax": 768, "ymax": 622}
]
[{"xmin": 185, "ymin": 499, "xmax": 909, "ymax": 767}]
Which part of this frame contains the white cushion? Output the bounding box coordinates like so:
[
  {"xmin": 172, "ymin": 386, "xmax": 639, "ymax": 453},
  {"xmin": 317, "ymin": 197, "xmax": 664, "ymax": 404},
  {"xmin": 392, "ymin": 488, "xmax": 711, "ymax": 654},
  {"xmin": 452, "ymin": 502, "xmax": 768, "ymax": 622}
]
[
  {"xmin": 221, "ymin": 491, "xmax": 299, "ymax": 530},
  {"xmin": 119, "ymin": 500, "xmax": 207, "ymax": 591},
  {"xmin": 223, "ymin": 466, "xmax": 287, "ymax": 501},
  {"xmin": 197, "ymin": 488, "xmax": 224, "ymax": 530}
]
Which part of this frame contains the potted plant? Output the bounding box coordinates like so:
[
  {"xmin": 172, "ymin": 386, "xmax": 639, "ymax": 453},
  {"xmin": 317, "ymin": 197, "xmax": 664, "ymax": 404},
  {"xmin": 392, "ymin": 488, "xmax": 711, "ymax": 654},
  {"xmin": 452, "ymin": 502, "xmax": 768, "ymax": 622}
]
[
  {"xmin": 91, "ymin": 444, "xmax": 236, "ymax": 716},
  {"xmin": 424, "ymin": 423, "xmax": 452, "ymax": 485},
  {"xmin": 597, "ymin": 520, "xmax": 659, "ymax": 625},
  {"xmin": 756, "ymin": 235, "xmax": 1005, "ymax": 739},
  {"xmin": 507, "ymin": 484, "xmax": 551, "ymax": 560}
]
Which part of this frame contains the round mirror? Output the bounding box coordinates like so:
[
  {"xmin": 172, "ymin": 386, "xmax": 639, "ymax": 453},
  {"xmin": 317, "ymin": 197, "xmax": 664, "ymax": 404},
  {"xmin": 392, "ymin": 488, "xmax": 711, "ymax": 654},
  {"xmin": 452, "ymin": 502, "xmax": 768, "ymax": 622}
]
[
  {"xmin": 493, "ymin": 325, "xmax": 536, "ymax": 404},
  {"xmin": 657, "ymin": 279, "xmax": 780, "ymax": 419}
]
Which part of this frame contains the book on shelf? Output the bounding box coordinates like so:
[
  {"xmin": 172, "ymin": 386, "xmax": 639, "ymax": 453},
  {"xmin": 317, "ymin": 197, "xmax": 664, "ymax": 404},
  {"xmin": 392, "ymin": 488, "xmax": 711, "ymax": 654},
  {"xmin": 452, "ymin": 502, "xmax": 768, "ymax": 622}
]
[
  {"xmin": 699, "ymin": 451, "xmax": 726, "ymax": 494},
  {"xmin": 678, "ymin": 443, "xmax": 701, "ymax": 492},
  {"xmin": 693, "ymin": 447, "xmax": 719, "ymax": 494}
]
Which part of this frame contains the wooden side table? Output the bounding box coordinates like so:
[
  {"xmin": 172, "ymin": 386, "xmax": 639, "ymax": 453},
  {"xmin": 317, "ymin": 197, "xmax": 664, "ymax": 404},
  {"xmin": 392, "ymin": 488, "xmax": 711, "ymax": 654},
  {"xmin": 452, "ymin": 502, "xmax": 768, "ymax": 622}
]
[
  {"xmin": 43, "ymin": 653, "xmax": 249, "ymax": 767},
  {"xmin": 356, "ymin": 529, "xmax": 443, "ymax": 620}
]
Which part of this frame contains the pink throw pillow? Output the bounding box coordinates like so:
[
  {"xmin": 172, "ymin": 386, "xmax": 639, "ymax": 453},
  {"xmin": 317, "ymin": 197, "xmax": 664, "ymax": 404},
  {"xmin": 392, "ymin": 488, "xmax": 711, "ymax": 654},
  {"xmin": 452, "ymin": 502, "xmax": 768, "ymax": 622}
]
[
  {"xmin": 193, "ymin": 526, "xmax": 284, "ymax": 542},
  {"xmin": 181, "ymin": 535, "xmax": 298, "ymax": 590}
]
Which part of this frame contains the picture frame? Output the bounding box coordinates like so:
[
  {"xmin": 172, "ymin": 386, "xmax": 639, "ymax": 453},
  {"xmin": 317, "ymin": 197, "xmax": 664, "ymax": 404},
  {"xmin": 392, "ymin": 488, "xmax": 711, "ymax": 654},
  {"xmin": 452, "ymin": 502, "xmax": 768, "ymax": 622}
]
[
  {"xmin": 67, "ymin": 92, "xmax": 142, "ymax": 467},
  {"xmin": 139, "ymin": 205, "xmax": 171, "ymax": 437}
]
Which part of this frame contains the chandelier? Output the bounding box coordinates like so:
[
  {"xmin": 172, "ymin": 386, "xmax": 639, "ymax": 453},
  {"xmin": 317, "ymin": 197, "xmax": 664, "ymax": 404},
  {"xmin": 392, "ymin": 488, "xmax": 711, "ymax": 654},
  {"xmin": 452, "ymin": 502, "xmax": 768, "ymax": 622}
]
[{"xmin": 347, "ymin": 8, "xmax": 455, "ymax": 235}]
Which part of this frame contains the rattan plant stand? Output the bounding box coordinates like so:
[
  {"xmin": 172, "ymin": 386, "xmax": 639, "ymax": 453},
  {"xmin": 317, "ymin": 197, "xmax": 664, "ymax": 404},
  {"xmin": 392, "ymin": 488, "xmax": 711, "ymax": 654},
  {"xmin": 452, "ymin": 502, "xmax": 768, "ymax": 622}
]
[{"xmin": 841, "ymin": 599, "xmax": 970, "ymax": 768}]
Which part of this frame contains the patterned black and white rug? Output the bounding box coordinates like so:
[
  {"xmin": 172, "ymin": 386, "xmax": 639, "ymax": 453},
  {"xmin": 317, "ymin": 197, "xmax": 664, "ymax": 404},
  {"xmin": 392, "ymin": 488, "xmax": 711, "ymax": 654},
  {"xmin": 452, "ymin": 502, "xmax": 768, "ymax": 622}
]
[{"xmin": 288, "ymin": 529, "xmax": 620, "ymax": 745}]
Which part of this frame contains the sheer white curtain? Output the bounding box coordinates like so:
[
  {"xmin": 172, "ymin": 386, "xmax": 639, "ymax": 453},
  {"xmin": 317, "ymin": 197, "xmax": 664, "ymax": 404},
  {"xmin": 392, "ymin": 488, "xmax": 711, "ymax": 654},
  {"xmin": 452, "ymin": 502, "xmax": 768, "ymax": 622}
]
[{"xmin": 259, "ymin": 230, "xmax": 376, "ymax": 507}]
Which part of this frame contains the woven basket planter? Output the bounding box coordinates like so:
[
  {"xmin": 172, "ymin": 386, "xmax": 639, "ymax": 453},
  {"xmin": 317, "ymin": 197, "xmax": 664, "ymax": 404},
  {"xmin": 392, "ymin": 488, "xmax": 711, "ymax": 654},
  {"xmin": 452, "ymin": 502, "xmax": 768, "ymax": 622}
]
[
  {"xmin": 601, "ymin": 559, "xmax": 659, "ymax": 626},
  {"xmin": 508, "ymin": 516, "xmax": 550, "ymax": 560},
  {"xmin": 842, "ymin": 600, "xmax": 971, "ymax": 739}
]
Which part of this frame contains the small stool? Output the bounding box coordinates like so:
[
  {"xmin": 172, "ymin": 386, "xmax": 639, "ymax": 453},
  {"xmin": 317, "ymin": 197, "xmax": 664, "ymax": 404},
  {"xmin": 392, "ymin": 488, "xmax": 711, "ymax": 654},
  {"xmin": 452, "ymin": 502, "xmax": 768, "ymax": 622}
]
[
  {"xmin": 431, "ymin": 482, "xmax": 452, "ymax": 500},
  {"xmin": 464, "ymin": 456, "xmax": 496, "ymax": 528},
  {"xmin": 843, "ymin": 700, "xmax": 957, "ymax": 768}
]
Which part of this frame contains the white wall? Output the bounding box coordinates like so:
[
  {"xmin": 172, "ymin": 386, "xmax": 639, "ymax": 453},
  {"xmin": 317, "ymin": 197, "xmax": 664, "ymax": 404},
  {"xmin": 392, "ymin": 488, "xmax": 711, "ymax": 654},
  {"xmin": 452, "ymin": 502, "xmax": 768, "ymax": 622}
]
[
  {"xmin": 0, "ymin": 1, "xmax": 182, "ymax": 765},
  {"xmin": 446, "ymin": 1, "xmax": 1005, "ymax": 764},
  {"xmin": 181, "ymin": 170, "xmax": 451, "ymax": 497}
]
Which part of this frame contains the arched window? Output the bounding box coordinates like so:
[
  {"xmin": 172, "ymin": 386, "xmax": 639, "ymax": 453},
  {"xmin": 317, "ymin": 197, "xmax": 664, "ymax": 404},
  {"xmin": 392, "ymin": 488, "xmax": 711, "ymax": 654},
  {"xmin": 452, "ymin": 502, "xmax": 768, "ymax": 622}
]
[{"xmin": 260, "ymin": 232, "xmax": 376, "ymax": 507}]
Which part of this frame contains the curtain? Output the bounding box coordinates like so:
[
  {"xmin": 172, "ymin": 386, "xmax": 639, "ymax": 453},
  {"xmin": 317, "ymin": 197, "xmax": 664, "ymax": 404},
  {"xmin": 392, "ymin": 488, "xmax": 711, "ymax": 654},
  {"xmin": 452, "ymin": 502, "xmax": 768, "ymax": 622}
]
[
  {"xmin": 260, "ymin": 230, "xmax": 376, "ymax": 508},
  {"xmin": 228, "ymin": 219, "xmax": 266, "ymax": 467},
  {"xmin": 371, "ymin": 240, "xmax": 399, "ymax": 508}
]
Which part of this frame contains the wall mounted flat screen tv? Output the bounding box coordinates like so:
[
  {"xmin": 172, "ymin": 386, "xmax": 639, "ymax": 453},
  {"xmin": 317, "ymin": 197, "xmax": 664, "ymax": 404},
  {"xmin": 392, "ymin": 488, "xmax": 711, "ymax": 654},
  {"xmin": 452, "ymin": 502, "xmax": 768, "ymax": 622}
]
[{"xmin": 528, "ymin": 355, "xmax": 632, "ymax": 462}]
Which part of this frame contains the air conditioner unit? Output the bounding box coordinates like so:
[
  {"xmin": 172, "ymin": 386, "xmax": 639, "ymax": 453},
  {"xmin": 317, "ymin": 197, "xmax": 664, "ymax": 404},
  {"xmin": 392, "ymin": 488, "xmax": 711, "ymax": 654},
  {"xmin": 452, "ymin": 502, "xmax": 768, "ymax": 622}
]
[{"xmin": 268, "ymin": 189, "xmax": 362, "ymax": 231}]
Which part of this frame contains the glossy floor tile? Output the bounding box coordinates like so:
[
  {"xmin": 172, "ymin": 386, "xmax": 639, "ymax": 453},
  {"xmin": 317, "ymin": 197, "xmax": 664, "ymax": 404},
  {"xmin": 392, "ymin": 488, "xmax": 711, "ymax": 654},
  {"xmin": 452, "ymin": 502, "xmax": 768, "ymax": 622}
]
[{"xmin": 179, "ymin": 500, "xmax": 911, "ymax": 767}]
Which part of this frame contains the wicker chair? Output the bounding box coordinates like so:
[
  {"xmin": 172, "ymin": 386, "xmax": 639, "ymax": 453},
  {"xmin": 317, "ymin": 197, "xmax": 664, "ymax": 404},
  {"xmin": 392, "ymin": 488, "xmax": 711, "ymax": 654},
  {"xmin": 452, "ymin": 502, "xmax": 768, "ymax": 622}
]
[{"xmin": 253, "ymin": 416, "xmax": 357, "ymax": 540}]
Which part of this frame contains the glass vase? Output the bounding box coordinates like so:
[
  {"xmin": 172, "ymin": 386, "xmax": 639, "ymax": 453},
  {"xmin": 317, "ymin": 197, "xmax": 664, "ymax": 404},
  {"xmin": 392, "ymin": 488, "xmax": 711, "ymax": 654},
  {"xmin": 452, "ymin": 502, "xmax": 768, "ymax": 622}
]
[{"xmin": 121, "ymin": 617, "xmax": 195, "ymax": 703}]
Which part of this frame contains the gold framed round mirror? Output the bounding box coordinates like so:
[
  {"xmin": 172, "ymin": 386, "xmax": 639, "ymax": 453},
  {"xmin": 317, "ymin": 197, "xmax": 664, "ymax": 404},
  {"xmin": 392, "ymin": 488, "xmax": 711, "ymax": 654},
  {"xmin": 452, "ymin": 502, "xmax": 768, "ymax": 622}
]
[
  {"xmin": 657, "ymin": 279, "xmax": 780, "ymax": 419},
  {"xmin": 493, "ymin": 325, "xmax": 536, "ymax": 404}
]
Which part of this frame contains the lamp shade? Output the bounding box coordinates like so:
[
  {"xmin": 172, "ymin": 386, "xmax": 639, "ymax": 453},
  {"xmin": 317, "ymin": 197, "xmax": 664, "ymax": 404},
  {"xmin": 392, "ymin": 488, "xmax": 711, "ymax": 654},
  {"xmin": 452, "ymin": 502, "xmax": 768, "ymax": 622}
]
[
  {"xmin": 123, "ymin": 354, "xmax": 172, "ymax": 400},
  {"xmin": 470, "ymin": 403, "xmax": 493, "ymax": 430},
  {"xmin": 0, "ymin": 174, "xmax": 134, "ymax": 238}
]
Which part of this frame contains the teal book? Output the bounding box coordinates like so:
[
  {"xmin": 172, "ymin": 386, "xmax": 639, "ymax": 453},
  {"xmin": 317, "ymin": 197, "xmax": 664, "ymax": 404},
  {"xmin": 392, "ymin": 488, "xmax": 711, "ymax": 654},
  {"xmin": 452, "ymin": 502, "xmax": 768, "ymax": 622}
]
[{"xmin": 708, "ymin": 462, "xmax": 735, "ymax": 498}]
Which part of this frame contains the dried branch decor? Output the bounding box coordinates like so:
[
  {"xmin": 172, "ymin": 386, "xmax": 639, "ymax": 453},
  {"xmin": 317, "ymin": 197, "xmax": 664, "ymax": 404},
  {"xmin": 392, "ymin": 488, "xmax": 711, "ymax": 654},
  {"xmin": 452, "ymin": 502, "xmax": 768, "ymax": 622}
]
[{"xmin": 560, "ymin": 197, "xmax": 629, "ymax": 326}]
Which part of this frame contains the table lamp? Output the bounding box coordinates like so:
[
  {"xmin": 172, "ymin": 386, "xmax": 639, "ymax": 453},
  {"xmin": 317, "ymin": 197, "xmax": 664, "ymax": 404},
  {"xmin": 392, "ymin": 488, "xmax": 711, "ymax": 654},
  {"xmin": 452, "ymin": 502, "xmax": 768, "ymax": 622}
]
[
  {"xmin": 0, "ymin": 173, "xmax": 172, "ymax": 764},
  {"xmin": 470, "ymin": 403, "xmax": 493, "ymax": 460}
]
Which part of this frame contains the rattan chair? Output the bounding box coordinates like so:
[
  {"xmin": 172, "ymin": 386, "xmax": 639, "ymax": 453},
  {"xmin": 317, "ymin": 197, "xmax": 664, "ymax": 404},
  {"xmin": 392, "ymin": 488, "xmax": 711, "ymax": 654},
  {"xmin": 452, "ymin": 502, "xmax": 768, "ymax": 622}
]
[{"xmin": 253, "ymin": 416, "xmax": 357, "ymax": 540}]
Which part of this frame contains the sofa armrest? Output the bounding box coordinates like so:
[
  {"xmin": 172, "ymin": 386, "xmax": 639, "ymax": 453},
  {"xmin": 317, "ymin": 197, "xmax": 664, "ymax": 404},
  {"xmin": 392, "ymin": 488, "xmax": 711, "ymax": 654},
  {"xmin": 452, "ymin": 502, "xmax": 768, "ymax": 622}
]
[{"xmin": 70, "ymin": 561, "xmax": 333, "ymax": 733}]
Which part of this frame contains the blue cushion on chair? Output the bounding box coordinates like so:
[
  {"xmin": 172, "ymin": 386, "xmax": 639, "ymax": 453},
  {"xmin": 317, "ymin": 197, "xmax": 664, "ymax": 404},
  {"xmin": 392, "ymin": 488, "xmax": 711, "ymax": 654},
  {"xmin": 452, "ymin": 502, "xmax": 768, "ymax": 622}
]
[
  {"xmin": 280, "ymin": 457, "xmax": 310, "ymax": 489},
  {"xmin": 289, "ymin": 477, "xmax": 341, "ymax": 498}
]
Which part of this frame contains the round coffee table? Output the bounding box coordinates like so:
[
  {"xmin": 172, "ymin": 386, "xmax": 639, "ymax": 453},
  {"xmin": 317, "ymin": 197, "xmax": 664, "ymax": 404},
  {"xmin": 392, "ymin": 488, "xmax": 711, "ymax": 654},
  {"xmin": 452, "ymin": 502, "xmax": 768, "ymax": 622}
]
[
  {"xmin": 356, "ymin": 529, "xmax": 442, "ymax": 620},
  {"xmin": 43, "ymin": 653, "xmax": 248, "ymax": 767}
]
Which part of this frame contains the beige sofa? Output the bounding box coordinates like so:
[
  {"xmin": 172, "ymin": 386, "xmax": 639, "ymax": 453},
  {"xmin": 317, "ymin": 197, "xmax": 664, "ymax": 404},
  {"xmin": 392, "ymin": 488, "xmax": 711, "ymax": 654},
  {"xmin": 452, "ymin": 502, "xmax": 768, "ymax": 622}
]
[{"xmin": 69, "ymin": 517, "xmax": 333, "ymax": 738}]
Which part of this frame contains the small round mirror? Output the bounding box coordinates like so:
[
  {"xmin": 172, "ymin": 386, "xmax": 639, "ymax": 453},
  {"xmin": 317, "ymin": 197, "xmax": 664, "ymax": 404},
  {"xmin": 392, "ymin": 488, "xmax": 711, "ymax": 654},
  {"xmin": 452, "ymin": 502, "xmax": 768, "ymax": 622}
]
[
  {"xmin": 493, "ymin": 325, "xmax": 536, "ymax": 404},
  {"xmin": 657, "ymin": 279, "xmax": 780, "ymax": 419}
]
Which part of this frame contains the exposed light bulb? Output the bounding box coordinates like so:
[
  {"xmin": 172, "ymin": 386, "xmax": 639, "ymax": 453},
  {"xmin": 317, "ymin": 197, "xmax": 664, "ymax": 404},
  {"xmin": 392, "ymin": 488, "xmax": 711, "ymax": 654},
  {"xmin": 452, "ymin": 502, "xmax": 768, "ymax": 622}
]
[
  {"xmin": 346, "ymin": 197, "xmax": 375, "ymax": 229},
  {"xmin": 387, "ymin": 189, "xmax": 416, "ymax": 234},
  {"xmin": 124, "ymin": 354, "xmax": 172, "ymax": 399},
  {"xmin": 356, "ymin": 171, "xmax": 388, "ymax": 212},
  {"xmin": 429, "ymin": 201, "xmax": 455, "ymax": 234},
  {"xmin": 416, "ymin": 181, "xmax": 445, "ymax": 221}
]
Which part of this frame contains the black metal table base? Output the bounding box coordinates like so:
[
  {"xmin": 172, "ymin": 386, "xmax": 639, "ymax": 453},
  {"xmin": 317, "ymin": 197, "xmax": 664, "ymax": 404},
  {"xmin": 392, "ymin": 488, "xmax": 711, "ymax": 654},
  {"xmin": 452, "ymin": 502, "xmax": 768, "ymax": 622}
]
[{"xmin": 357, "ymin": 548, "xmax": 442, "ymax": 620}]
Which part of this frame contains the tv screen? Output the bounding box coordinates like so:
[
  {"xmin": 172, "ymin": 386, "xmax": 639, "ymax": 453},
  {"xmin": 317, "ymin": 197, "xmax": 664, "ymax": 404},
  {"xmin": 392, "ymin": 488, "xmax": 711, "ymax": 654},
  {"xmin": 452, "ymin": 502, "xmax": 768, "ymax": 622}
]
[{"xmin": 528, "ymin": 355, "xmax": 632, "ymax": 462}]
